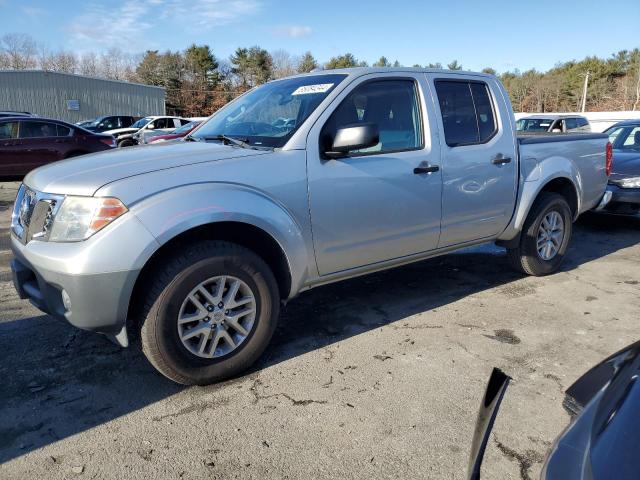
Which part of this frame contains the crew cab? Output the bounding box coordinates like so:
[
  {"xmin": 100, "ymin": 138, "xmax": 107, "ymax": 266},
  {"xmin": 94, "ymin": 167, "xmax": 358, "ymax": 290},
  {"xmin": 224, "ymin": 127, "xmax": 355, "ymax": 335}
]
[{"xmin": 10, "ymin": 68, "xmax": 611, "ymax": 385}]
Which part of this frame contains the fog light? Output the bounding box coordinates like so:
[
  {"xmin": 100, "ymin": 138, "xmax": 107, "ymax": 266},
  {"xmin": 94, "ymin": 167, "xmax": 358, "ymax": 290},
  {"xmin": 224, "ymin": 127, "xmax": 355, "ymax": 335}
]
[{"xmin": 61, "ymin": 289, "xmax": 71, "ymax": 311}]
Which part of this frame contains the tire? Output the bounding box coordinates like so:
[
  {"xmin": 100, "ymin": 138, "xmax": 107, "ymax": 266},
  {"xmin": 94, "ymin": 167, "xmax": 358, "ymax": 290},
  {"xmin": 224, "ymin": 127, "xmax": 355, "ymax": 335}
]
[
  {"xmin": 507, "ymin": 192, "xmax": 573, "ymax": 276},
  {"xmin": 139, "ymin": 241, "xmax": 280, "ymax": 385},
  {"xmin": 118, "ymin": 139, "xmax": 134, "ymax": 148}
]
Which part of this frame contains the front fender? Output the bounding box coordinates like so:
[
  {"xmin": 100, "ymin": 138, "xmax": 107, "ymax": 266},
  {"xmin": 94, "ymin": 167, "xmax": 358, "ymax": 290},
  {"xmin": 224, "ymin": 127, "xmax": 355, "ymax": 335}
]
[
  {"xmin": 129, "ymin": 182, "xmax": 312, "ymax": 298},
  {"xmin": 498, "ymin": 154, "xmax": 581, "ymax": 242}
]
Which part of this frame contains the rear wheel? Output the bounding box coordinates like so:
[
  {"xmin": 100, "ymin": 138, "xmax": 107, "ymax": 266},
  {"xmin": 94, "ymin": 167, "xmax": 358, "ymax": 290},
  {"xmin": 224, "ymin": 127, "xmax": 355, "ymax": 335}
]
[
  {"xmin": 139, "ymin": 241, "xmax": 280, "ymax": 385},
  {"xmin": 507, "ymin": 192, "xmax": 572, "ymax": 276}
]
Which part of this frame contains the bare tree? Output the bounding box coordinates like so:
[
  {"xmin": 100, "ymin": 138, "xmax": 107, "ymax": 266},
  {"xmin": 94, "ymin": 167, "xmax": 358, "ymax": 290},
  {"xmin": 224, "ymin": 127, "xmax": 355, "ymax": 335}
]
[
  {"xmin": 0, "ymin": 33, "xmax": 38, "ymax": 69},
  {"xmin": 271, "ymin": 49, "xmax": 297, "ymax": 79},
  {"xmin": 78, "ymin": 52, "xmax": 100, "ymax": 77}
]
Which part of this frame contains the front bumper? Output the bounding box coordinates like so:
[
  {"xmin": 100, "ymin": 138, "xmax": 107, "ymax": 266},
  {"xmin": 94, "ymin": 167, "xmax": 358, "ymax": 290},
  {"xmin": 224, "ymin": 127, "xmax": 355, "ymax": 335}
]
[
  {"xmin": 11, "ymin": 254, "xmax": 136, "ymax": 339},
  {"xmin": 10, "ymin": 211, "xmax": 159, "ymax": 345},
  {"xmin": 602, "ymin": 184, "xmax": 640, "ymax": 214}
]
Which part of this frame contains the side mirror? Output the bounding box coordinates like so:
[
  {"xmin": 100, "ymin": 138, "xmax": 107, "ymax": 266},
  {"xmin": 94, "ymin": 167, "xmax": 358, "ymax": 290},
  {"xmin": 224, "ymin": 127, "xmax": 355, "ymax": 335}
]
[
  {"xmin": 147, "ymin": 124, "xmax": 155, "ymax": 130},
  {"xmin": 551, "ymin": 128, "xmax": 562, "ymax": 133},
  {"xmin": 325, "ymin": 123, "xmax": 379, "ymax": 158}
]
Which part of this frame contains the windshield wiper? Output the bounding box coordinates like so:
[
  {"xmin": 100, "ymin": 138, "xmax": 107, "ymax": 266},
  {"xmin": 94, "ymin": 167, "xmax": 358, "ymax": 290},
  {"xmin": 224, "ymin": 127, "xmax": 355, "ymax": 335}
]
[
  {"xmin": 200, "ymin": 134, "xmax": 252, "ymax": 149},
  {"xmin": 183, "ymin": 135, "xmax": 201, "ymax": 142}
]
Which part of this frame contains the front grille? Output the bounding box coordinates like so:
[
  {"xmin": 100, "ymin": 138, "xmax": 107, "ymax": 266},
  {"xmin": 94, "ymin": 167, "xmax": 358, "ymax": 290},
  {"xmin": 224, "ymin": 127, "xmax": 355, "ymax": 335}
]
[{"xmin": 11, "ymin": 185, "xmax": 63, "ymax": 244}]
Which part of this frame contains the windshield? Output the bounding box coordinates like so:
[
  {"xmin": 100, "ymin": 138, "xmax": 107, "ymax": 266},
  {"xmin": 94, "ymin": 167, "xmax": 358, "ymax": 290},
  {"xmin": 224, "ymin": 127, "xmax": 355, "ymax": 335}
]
[
  {"xmin": 174, "ymin": 121, "xmax": 199, "ymax": 134},
  {"xmin": 516, "ymin": 118, "xmax": 553, "ymax": 132},
  {"xmin": 192, "ymin": 74, "xmax": 348, "ymax": 148},
  {"xmin": 132, "ymin": 117, "xmax": 153, "ymax": 129}
]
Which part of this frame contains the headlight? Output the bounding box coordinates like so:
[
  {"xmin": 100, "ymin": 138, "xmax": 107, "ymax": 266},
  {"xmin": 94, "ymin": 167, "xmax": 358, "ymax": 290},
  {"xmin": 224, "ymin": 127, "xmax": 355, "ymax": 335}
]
[
  {"xmin": 49, "ymin": 196, "xmax": 128, "ymax": 242},
  {"xmin": 611, "ymin": 177, "xmax": 640, "ymax": 189}
]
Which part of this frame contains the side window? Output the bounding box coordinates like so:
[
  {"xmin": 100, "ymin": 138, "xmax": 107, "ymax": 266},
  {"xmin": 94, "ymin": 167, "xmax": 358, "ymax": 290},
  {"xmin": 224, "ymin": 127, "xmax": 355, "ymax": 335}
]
[
  {"xmin": 56, "ymin": 124, "xmax": 72, "ymax": 137},
  {"xmin": 0, "ymin": 122, "xmax": 19, "ymax": 139},
  {"xmin": 20, "ymin": 121, "xmax": 56, "ymax": 138},
  {"xmin": 622, "ymin": 127, "xmax": 640, "ymax": 148},
  {"xmin": 155, "ymin": 118, "xmax": 169, "ymax": 129},
  {"xmin": 102, "ymin": 118, "xmax": 117, "ymax": 129},
  {"xmin": 576, "ymin": 118, "xmax": 588, "ymax": 128},
  {"xmin": 565, "ymin": 118, "xmax": 578, "ymax": 131},
  {"xmin": 470, "ymin": 83, "xmax": 496, "ymax": 142},
  {"xmin": 435, "ymin": 80, "xmax": 497, "ymax": 147},
  {"xmin": 321, "ymin": 79, "xmax": 423, "ymax": 155}
]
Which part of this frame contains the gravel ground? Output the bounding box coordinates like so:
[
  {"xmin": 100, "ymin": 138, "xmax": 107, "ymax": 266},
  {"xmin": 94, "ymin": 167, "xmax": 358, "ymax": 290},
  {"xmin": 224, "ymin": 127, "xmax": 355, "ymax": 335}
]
[{"xmin": 0, "ymin": 180, "xmax": 638, "ymax": 480}]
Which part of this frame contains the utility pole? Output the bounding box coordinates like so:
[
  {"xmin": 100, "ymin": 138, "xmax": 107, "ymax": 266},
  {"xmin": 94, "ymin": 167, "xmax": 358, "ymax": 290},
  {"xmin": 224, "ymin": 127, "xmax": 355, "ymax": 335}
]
[{"xmin": 580, "ymin": 71, "xmax": 590, "ymax": 112}]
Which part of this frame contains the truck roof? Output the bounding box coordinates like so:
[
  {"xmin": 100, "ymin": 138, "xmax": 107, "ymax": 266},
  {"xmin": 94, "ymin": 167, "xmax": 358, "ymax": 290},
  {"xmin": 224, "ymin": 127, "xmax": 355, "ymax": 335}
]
[
  {"xmin": 520, "ymin": 114, "xmax": 588, "ymax": 120},
  {"xmin": 288, "ymin": 67, "xmax": 497, "ymax": 80}
]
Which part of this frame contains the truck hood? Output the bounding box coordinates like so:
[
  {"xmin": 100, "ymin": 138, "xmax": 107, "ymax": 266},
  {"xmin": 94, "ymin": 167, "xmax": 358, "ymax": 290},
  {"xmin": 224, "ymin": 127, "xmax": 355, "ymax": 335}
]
[
  {"xmin": 104, "ymin": 127, "xmax": 138, "ymax": 136},
  {"xmin": 24, "ymin": 142, "xmax": 273, "ymax": 196}
]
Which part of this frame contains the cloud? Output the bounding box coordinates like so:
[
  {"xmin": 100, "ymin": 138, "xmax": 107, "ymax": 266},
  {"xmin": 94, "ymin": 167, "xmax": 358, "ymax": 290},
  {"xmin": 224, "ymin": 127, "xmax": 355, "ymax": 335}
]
[
  {"xmin": 68, "ymin": 0, "xmax": 260, "ymax": 51},
  {"xmin": 69, "ymin": 1, "xmax": 154, "ymax": 51},
  {"xmin": 22, "ymin": 6, "xmax": 47, "ymax": 16},
  {"xmin": 161, "ymin": 0, "xmax": 261, "ymax": 29},
  {"xmin": 273, "ymin": 25, "xmax": 312, "ymax": 38}
]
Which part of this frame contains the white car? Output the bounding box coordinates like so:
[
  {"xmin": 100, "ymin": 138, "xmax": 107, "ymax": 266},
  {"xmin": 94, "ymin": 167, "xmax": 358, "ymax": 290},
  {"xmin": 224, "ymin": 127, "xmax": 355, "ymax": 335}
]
[{"xmin": 105, "ymin": 116, "xmax": 190, "ymax": 147}]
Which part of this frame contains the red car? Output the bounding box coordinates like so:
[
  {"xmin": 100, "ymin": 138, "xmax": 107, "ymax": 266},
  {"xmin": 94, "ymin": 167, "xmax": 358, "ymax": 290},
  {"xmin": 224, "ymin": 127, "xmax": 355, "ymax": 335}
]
[
  {"xmin": 0, "ymin": 117, "xmax": 116, "ymax": 176},
  {"xmin": 147, "ymin": 121, "xmax": 202, "ymax": 144}
]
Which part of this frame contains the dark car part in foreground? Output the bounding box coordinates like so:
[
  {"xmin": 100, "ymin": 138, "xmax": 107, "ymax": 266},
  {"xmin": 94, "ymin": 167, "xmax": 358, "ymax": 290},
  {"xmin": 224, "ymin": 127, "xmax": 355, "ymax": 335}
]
[
  {"xmin": 470, "ymin": 342, "xmax": 640, "ymax": 479},
  {"xmin": 0, "ymin": 117, "xmax": 115, "ymax": 176},
  {"xmin": 602, "ymin": 120, "xmax": 640, "ymax": 215}
]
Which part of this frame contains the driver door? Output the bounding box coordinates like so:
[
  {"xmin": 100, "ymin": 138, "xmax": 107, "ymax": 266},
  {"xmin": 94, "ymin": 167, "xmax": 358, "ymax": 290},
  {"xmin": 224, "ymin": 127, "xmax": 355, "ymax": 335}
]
[{"xmin": 307, "ymin": 74, "xmax": 442, "ymax": 275}]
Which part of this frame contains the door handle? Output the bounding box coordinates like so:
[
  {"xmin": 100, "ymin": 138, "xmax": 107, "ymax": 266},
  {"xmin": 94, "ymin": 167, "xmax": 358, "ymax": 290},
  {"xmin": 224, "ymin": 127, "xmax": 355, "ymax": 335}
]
[
  {"xmin": 413, "ymin": 164, "xmax": 440, "ymax": 174},
  {"xmin": 491, "ymin": 154, "xmax": 512, "ymax": 165}
]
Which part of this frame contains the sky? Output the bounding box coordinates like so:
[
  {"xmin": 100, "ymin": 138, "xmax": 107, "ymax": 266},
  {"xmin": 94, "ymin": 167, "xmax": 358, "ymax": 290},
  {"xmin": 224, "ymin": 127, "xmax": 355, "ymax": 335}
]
[{"xmin": 0, "ymin": 0, "xmax": 639, "ymax": 73}]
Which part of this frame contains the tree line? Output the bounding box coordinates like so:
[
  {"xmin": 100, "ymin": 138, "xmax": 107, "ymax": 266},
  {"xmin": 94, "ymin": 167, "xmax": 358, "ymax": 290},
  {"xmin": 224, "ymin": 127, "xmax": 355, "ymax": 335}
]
[{"xmin": 1, "ymin": 33, "xmax": 639, "ymax": 116}]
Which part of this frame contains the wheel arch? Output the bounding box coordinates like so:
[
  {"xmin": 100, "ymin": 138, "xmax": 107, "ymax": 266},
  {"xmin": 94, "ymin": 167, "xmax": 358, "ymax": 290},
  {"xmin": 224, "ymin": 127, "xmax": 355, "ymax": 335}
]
[{"xmin": 497, "ymin": 175, "xmax": 579, "ymax": 248}]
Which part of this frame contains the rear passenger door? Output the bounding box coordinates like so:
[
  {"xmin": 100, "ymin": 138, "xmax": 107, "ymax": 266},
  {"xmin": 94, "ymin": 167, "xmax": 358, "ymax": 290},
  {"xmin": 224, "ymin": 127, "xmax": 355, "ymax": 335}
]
[
  {"xmin": 16, "ymin": 120, "xmax": 62, "ymax": 174},
  {"xmin": 429, "ymin": 75, "xmax": 518, "ymax": 247}
]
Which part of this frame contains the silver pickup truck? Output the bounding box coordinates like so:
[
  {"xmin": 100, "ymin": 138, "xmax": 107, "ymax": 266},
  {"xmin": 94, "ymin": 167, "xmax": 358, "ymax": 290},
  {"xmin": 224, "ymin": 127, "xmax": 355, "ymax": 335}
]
[{"xmin": 10, "ymin": 68, "xmax": 611, "ymax": 385}]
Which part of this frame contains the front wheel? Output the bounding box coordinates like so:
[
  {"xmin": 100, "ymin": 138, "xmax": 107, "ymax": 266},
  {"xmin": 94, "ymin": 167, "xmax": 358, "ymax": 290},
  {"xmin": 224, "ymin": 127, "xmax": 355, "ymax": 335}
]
[
  {"xmin": 507, "ymin": 192, "xmax": 573, "ymax": 276},
  {"xmin": 118, "ymin": 139, "xmax": 134, "ymax": 148},
  {"xmin": 139, "ymin": 241, "xmax": 280, "ymax": 385}
]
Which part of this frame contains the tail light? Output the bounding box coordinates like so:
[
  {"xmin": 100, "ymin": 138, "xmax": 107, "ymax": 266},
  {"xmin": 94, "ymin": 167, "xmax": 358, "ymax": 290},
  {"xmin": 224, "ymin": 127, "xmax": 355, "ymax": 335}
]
[
  {"xmin": 100, "ymin": 136, "xmax": 116, "ymax": 148},
  {"xmin": 605, "ymin": 142, "xmax": 613, "ymax": 177}
]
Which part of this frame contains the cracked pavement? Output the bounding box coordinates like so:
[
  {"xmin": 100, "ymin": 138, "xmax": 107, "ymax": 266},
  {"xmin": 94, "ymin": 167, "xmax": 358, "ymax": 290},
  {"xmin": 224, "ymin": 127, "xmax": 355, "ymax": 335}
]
[{"xmin": 0, "ymin": 180, "xmax": 639, "ymax": 479}]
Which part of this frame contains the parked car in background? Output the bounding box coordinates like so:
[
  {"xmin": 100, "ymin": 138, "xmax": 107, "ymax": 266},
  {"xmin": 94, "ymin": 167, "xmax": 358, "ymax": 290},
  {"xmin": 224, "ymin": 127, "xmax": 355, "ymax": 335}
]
[
  {"xmin": 516, "ymin": 115, "xmax": 591, "ymax": 133},
  {"xmin": 600, "ymin": 119, "xmax": 640, "ymax": 215},
  {"xmin": 469, "ymin": 340, "xmax": 640, "ymax": 479},
  {"xmin": 147, "ymin": 121, "xmax": 202, "ymax": 144},
  {"xmin": 10, "ymin": 68, "xmax": 610, "ymax": 385},
  {"xmin": 76, "ymin": 115, "xmax": 138, "ymax": 133},
  {"xmin": 106, "ymin": 116, "xmax": 190, "ymax": 147},
  {"xmin": 0, "ymin": 117, "xmax": 115, "ymax": 176},
  {"xmin": 0, "ymin": 111, "xmax": 36, "ymax": 118}
]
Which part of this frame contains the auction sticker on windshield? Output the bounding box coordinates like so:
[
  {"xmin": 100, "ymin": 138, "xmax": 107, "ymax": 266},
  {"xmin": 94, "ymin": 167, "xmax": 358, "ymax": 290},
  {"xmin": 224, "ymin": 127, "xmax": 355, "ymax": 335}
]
[{"xmin": 291, "ymin": 84, "xmax": 334, "ymax": 95}]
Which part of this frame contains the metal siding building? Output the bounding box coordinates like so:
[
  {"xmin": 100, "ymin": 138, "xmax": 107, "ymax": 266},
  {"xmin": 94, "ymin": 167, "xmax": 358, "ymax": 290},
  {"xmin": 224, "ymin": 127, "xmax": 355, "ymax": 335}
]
[{"xmin": 0, "ymin": 70, "xmax": 165, "ymax": 123}]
